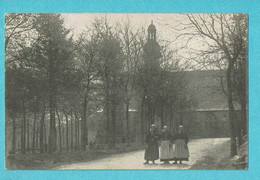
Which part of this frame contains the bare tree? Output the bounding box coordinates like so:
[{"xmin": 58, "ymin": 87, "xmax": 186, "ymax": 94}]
[
  {"xmin": 173, "ymin": 14, "xmax": 248, "ymax": 156},
  {"xmin": 92, "ymin": 17, "xmax": 124, "ymax": 147},
  {"xmin": 75, "ymin": 30, "xmax": 100, "ymax": 150},
  {"xmin": 118, "ymin": 21, "xmax": 145, "ymax": 144}
]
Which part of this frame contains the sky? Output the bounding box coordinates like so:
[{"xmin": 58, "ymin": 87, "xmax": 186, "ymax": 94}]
[
  {"xmin": 61, "ymin": 13, "xmax": 195, "ymax": 68},
  {"xmin": 61, "ymin": 13, "xmax": 187, "ymax": 42},
  {"xmin": 61, "ymin": 13, "xmax": 236, "ymax": 70}
]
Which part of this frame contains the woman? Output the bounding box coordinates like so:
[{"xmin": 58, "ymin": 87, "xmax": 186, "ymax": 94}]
[
  {"xmin": 160, "ymin": 126, "xmax": 174, "ymax": 164},
  {"xmin": 172, "ymin": 125, "xmax": 189, "ymax": 164},
  {"xmin": 144, "ymin": 124, "xmax": 159, "ymax": 164}
]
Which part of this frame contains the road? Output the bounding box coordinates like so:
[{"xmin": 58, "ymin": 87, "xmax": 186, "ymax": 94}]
[{"xmin": 57, "ymin": 138, "xmax": 229, "ymax": 170}]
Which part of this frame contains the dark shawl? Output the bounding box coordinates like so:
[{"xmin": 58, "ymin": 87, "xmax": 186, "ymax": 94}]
[
  {"xmin": 144, "ymin": 131, "xmax": 159, "ymax": 161},
  {"xmin": 172, "ymin": 132, "xmax": 189, "ymax": 144}
]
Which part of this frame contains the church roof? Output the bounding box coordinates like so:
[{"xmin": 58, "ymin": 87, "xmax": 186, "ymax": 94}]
[{"xmin": 183, "ymin": 70, "xmax": 241, "ymax": 111}]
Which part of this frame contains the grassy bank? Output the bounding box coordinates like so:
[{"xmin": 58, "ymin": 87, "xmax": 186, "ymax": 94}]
[
  {"xmin": 6, "ymin": 144, "xmax": 145, "ymax": 170},
  {"xmin": 190, "ymin": 140, "xmax": 246, "ymax": 169}
]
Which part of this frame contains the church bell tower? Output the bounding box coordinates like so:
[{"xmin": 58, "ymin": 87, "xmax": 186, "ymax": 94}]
[{"xmin": 143, "ymin": 21, "xmax": 161, "ymax": 69}]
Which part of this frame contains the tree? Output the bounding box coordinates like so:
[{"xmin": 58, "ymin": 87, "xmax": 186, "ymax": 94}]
[
  {"xmin": 75, "ymin": 30, "xmax": 100, "ymax": 150},
  {"xmin": 118, "ymin": 22, "xmax": 145, "ymax": 144},
  {"xmin": 156, "ymin": 41, "xmax": 196, "ymax": 131},
  {"xmin": 93, "ymin": 17, "xmax": 124, "ymax": 147},
  {"xmin": 174, "ymin": 14, "xmax": 248, "ymax": 156},
  {"xmin": 5, "ymin": 14, "xmax": 40, "ymax": 154},
  {"xmin": 32, "ymin": 14, "xmax": 73, "ymax": 153},
  {"xmin": 233, "ymin": 15, "xmax": 248, "ymax": 137},
  {"xmin": 5, "ymin": 13, "xmax": 36, "ymax": 53},
  {"xmin": 5, "ymin": 65, "xmax": 23, "ymax": 154}
]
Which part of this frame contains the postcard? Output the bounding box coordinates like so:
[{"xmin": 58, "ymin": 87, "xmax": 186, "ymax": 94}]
[{"xmin": 5, "ymin": 13, "xmax": 248, "ymax": 170}]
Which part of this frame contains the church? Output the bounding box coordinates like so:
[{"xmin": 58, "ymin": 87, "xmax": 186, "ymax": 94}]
[{"xmin": 92, "ymin": 21, "xmax": 242, "ymax": 145}]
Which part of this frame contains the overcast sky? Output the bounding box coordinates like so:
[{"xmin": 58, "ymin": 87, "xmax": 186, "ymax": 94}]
[
  {"xmin": 61, "ymin": 13, "xmax": 221, "ymax": 69},
  {"xmin": 61, "ymin": 13, "xmax": 186, "ymax": 41},
  {"xmin": 61, "ymin": 13, "xmax": 195, "ymax": 66}
]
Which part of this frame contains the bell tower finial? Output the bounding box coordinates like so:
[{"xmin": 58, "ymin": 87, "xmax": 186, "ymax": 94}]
[{"xmin": 148, "ymin": 21, "xmax": 156, "ymax": 40}]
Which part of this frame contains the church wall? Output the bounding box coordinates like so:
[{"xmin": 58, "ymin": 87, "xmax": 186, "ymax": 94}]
[{"xmin": 91, "ymin": 109, "xmax": 241, "ymax": 144}]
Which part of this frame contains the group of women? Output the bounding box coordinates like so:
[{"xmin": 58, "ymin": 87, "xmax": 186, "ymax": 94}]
[{"xmin": 144, "ymin": 124, "xmax": 189, "ymax": 165}]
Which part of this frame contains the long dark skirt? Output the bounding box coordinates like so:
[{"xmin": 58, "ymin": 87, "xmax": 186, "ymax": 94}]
[{"xmin": 144, "ymin": 142, "xmax": 159, "ymax": 161}]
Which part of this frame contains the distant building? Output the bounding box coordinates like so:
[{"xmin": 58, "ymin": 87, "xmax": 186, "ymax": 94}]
[{"xmin": 93, "ymin": 22, "xmax": 241, "ymax": 144}]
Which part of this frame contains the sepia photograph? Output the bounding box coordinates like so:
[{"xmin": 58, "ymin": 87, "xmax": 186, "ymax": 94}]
[{"xmin": 5, "ymin": 13, "xmax": 248, "ymax": 170}]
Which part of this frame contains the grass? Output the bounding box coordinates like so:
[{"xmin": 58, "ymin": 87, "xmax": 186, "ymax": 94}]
[
  {"xmin": 6, "ymin": 144, "xmax": 145, "ymax": 170},
  {"xmin": 190, "ymin": 140, "xmax": 246, "ymax": 169}
]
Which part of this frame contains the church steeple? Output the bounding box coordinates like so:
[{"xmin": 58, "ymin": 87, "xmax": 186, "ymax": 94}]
[
  {"xmin": 148, "ymin": 20, "xmax": 156, "ymax": 40},
  {"xmin": 143, "ymin": 20, "xmax": 161, "ymax": 69}
]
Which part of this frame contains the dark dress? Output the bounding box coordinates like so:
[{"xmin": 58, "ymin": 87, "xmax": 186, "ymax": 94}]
[
  {"xmin": 161, "ymin": 131, "xmax": 172, "ymax": 141},
  {"xmin": 172, "ymin": 132, "xmax": 190, "ymax": 161},
  {"xmin": 144, "ymin": 132, "xmax": 159, "ymax": 161}
]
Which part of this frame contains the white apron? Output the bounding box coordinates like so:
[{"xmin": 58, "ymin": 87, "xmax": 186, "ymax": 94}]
[
  {"xmin": 160, "ymin": 140, "xmax": 174, "ymax": 161},
  {"xmin": 173, "ymin": 139, "xmax": 190, "ymax": 161}
]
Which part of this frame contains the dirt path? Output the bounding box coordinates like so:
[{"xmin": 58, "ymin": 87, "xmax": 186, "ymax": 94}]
[{"xmin": 57, "ymin": 138, "xmax": 229, "ymax": 170}]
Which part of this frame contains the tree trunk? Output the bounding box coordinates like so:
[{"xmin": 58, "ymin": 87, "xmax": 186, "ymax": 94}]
[
  {"xmin": 170, "ymin": 105, "xmax": 173, "ymax": 134},
  {"xmin": 64, "ymin": 111, "xmax": 69, "ymax": 152},
  {"xmin": 49, "ymin": 93, "xmax": 56, "ymax": 153},
  {"xmin": 36, "ymin": 127, "xmax": 39, "ymax": 148},
  {"xmin": 147, "ymin": 101, "xmax": 151, "ymax": 128},
  {"xmin": 77, "ymin": 115, "xmax": 80, "ymax": 150},
  {"xmin": 146, "ymin": 100, "xmax": 150, "ymax": 134},
  {"xmin": 62, "ymin": 126, "xmax": 65, "ymax": 148},
  {"xmin": 26, "ymin": 114, "xmax": 30, "ymax": 152},
  {"xmin": 21, "ymin": 121, "xmax": 24, "ymax": 154},
  {"xmin": 105, "ymin": 96, "xmax": 110, "ymax": 145},
  {"xmin": 227, "ymin": 63, "xmax": 238, "ymax": 157},
  {"xmin": 133, "ymin": 109, "xmax": 137, "ymax": 143},
  {"xmin": 74, "ymin": 112, "xmax": 78, "ymax": 151},
  {"xmin": 160, "ymin": 100, "xmax": 164, "ymax": 129},
  {"xmin": 81, "ymin": 95, "xmax": 88, "ymax": 150},
  {"xmin": 150, "ymin": 99, "xmax": 155, "ymax": 125},
  {"xmin": 240, "ymin": 97, "xmax": 247, "ymax": 134},
  {"xmin": 110, "ymin": 104, "xmax": 116, "ymax": 148},
  {"xmin": 21, "ymin": 100, "xmax": 26, "ymax": 154},
  {"xmin": 70, "ymin": 108, "xmax": 73, "ymax": 152},
  {"xmin": 177, "ymin": 117, "xmax": 180, "ymax": 129},
  {"xmin": 11, "ymin": 113, "xmax": 16, "ymax": 154},
  {"xmin": 238, "ymin": 61, "xmax": 247, "ymax": 135},
  {"xmin": 140, "ymin": 97, "xmax": 145, "ymax": 144},
  {"xmin": 234, "ymin": 60, "xmax": 247, "ymax": 145},
  {"xmin": 126, "ymin": 102, "xmax": 130, "ymax": 144},
  {"xmin": 74, "ymin": 112, "xmax": 77, "ymax": 151},
  {"xmin": 56, "ymin": 106, "xmax": 62, "ymax": 152},
  {"xmin": 43, "ymin": 120, "xmax": 47, "ymax": 153},
  {"xmin": 48, "ymin": 54, "xmax": 57, "ymax": 153},
  {"xmin": 40, "ymin": 100, "xmax": 46, "ymax": 154},
  {"xmin": 81, "ymin": 115, "xmax": 83, "ymax": 148},
  {"xmin": 32, "ymin": 110, "xmax": 37, "ymax": 154},
  {"xmin": 180, "ymin": 113, "xmax": 183, "ymax": 125}
]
